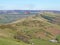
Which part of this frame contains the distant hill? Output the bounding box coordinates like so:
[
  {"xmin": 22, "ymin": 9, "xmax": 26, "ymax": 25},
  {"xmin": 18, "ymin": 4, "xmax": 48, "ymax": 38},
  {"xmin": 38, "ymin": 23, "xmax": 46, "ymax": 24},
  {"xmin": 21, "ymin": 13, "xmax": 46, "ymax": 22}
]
[{"xmin": 0, "ymin": 10, "xmax": 60, "ymax": 14}]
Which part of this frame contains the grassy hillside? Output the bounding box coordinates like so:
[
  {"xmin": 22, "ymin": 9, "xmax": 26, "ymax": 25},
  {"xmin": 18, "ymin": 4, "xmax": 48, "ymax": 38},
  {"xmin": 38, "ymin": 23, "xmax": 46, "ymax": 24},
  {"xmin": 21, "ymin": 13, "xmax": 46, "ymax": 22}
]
[
  {"xmin": 0, "ymin": 37, "xmax": 29, "ymax": 45},
  {"xmin": 40, "ymin": 12, "xmax": 60, "ymax": 25},
  {"xmin": 0, "ymin": 12, "xmax": 60, "ymax": 45}
]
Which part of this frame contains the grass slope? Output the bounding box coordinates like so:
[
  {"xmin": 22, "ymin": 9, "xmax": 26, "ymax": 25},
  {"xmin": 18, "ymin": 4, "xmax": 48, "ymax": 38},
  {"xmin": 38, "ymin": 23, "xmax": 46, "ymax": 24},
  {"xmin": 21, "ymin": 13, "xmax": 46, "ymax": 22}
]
[
  {"xmin": 0, "ymin": 12, "xmax": 60, "ymax": 45},
  {"xmin": 0, "ymin": 37, "xmax": 30, "ymax": 45}
]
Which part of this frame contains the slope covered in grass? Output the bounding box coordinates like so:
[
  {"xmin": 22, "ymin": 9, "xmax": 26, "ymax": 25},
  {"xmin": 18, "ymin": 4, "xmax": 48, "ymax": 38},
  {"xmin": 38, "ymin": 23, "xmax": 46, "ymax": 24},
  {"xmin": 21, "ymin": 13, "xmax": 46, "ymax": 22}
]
[
  {"xmin": 0, "ymin": 37, "xmax": 29, "ymax": 45},
  {"xmin": 0, "ymin": 12, "xmax": 60, "ymax": 45},
  {"xmin": 40, "ymin": 12, "xmax": 60, "ymax": 25}
]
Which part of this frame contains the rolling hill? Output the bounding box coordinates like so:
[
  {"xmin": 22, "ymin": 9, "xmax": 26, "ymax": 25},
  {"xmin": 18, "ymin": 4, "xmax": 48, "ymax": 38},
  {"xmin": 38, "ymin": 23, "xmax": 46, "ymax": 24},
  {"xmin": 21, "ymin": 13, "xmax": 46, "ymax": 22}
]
[{"xmin": 0, "ymin": 11, "xmax": 60, "ymax": 45}]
